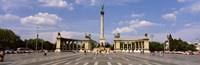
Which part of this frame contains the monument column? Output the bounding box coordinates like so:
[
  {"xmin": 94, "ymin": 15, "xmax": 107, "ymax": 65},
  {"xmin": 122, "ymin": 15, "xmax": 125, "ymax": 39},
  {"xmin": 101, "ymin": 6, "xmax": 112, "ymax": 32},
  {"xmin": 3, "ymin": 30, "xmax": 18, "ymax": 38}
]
[{"xmin": 99, "ymin": 5, "xmax": 105, "ymax": 47}]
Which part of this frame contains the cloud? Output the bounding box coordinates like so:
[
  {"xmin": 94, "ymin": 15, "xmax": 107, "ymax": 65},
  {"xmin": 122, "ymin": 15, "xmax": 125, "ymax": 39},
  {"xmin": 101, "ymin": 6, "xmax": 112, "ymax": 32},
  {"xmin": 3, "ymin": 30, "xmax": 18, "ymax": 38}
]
[
  {"xmin": 38, "ymin": 0, "xmax": 74, "ymax": 10},
  {"xmin": 75, "ymin": 0, "xmax": 97, "ymax": 6},
  {"xmin": 131, "ymin": 13, "xmax": 144, "ymax": 18},
  {"xmin": 129, "ymin": 20, "xmax": 159, "ymax": 27},
  {"xmin": 20, "ymin": 12, "xmax": 61, "ymax": 26},
  {"xmin": 177, "ymin": 0, "xmax": 193, "ymax": 3},
  {"xmin": 0, "ymin": 13, "xmax": 20, "ymax": 23},
  {"xmin": 177, "ymin": 0, "xmax": 187, "ymax": 3},
  {"xmin": 112, "ymin": 19, "xmax": 159, "ymax": 34},
  {"xmin": 0, "ymin": 0, "xmax": 33, "ymax": 11},
  {"xmin": 75, "ymin": 0, "xmax": 82, "ymax": 4},
  {"xmin": 112, "ymin": 27, "xmax": 135, "ymax": 34},
  {"xmin": 162, "ymin": 13, "xmax": 177, "ymax": 21},
  {"xmin": 184, "ymin": 23, "xmax": 191, "ymax": 27},
  {"xmin": 184, "ymin": 22, "xmax": 200, "ymax": 27},
  {"xmin": 190, "ymin": 1, "xmax": 200, "ymax": 13},
  {"xmin": 91, "ymin": 0, "xmax": 97, "ymax": 6}
]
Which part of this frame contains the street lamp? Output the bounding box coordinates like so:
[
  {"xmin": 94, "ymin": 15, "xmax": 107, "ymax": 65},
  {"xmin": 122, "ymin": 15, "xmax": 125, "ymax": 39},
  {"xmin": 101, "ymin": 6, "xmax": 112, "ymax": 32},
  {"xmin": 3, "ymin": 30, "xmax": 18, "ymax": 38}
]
[
  {"xmin": 36, "ymin": 27, "xmax": 39, "ymax": 51},
  {"xmin": 41, "ymin": 40, "xmax": 43, "ymax": 51},
  {"xmin": 150, "ymin": 34, "xmax": 154, "ymax": 42}
]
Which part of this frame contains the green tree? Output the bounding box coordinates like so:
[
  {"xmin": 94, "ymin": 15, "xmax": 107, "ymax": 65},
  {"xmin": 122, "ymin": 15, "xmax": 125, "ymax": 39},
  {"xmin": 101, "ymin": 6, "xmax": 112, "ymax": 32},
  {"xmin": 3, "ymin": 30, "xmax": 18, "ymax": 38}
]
[
  {"xmin": 90, "ymin": 40, "xmax": 98, "ymax": 49},
  {"xmin": 24, "ymin": 38, "xmax": 55, "ymax": 50},
  {"xmin": 0, "ymin": 28, "xmax": 24, "ymax": 50},
  {"xmin": 149, "ymin": 42, "xmax": 164, "ymax": 52},
  {"xmin": 169, "ymin": 38, "xmax": 197, "ymax": 51}
]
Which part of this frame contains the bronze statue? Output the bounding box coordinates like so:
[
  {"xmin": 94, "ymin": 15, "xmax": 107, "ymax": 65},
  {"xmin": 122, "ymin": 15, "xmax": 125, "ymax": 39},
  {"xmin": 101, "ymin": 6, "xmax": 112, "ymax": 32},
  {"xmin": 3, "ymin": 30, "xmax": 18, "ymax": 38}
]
[
  {"xmin": 114, "ymin": 33, "xmax": 120, "ymax": 38},
  {"xmin": 101, "ymin": 4, "xmax": 104, "ymax": 11},
  {"xmin": 85, "ymin": 33, "xmax": 91, "ymax": 39},
  {"xmin": 58, "ymin": 32, "xmax": 60, "ymax": 36},
  {"xmin": 101, "ymin": 4, "xmax": 104, "ymax": 14},
  {"xmin": 145, "ymin": 33, "xmax": 148, "ymax": 37}
]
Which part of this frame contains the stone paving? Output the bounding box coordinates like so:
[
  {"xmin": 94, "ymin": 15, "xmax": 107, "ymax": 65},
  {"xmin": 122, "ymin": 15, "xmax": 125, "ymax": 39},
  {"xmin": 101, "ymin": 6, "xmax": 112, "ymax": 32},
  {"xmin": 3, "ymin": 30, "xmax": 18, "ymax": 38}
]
[{"xmin": 0, "ymin": 52, "xmax": 199, "ymax": 65}]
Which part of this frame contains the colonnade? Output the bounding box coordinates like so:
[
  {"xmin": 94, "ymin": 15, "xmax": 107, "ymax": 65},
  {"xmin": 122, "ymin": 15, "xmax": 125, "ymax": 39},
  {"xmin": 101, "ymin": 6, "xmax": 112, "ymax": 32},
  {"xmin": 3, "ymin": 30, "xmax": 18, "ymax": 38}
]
[
  {"xmin": 60, "ymin": 41, "xmax": 85, "ymax": 51},
  {"xmin": 114, "ymin": 33, "xmax": 150, "ymax": 53},
  {"xmin": 119, "ymin": 41, "xmax": 145, "ymax": 52},
  {"xmin": 55, "ymin": 33, "xmax": 91, "ymax": 52}
]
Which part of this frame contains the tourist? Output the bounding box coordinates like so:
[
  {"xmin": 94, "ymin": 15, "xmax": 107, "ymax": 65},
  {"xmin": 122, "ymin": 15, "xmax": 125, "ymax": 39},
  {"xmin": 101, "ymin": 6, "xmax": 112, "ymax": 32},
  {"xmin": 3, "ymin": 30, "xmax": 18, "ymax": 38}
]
[
  {"xmin": 159, "ymin": 51, "xmax": 162, "ymax": 56},
  {"xmin": 84, "ymin": 50, "xmax": 86, "ymax": 55},
  {"xmin": 44, "ymin": 50, "xmax": 47, "ymax": 56},
  {"xmin": 0, "ymin": 48, "xmax": 5, "ymax": 62}
]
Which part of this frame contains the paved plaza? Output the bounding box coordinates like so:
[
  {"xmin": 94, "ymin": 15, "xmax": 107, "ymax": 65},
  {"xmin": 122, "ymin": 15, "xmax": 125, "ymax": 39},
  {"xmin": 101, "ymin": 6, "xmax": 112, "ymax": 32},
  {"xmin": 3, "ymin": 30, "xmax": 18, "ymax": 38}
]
[{"xmin": 0, "ymin": 52, "xmax": 200, "ymax": 65}]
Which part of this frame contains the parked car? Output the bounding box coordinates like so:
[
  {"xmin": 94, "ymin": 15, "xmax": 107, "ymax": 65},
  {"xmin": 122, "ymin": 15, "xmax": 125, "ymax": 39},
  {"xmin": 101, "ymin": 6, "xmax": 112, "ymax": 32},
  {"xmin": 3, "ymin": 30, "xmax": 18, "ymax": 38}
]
[{"xmin": 5, "ymin": 49, "xmax": 15, "ymax": 54}]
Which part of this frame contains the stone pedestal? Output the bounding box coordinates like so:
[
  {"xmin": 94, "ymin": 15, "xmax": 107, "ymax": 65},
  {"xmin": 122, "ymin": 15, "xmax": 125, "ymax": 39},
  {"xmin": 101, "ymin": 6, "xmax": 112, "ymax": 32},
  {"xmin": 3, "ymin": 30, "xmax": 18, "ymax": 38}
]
[
  {"xmin": 55, "ymin": 49, "xmax": 61, "ymax": 52},
  {"xmin": 79, "ymin": 50, "xmax": 84, "ymax": 52},
  {"xmin": 114, "ymin": 50, "xmax": 122, "ymax": 53},
  {"xmin": 85, "ymin": 38, "xmax": 91, "ymax": 52},
  {"xmin": 134, "ymin": 50, "xmax": 140, "ymax": 53}
]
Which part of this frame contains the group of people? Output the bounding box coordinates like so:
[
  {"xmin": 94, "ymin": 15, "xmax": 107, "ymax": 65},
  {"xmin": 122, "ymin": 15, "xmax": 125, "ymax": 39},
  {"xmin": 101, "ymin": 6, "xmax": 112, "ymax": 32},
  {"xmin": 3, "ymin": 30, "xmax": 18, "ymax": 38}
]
[{"xmin": 152, "ymin": 51, "xmax": 163, "ymax": 56}]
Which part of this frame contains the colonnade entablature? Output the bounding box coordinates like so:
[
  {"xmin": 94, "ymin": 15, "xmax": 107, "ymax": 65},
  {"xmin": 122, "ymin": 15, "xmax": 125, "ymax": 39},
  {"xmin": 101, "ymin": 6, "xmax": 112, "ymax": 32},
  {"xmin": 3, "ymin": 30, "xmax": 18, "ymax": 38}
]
[
  {"xmin": 55, "ymin": 32, "xmax": 91, "ymax": 52},
  {"xmin": 114, "ymin": 33, "xmax": 150, "ymax": 53}
]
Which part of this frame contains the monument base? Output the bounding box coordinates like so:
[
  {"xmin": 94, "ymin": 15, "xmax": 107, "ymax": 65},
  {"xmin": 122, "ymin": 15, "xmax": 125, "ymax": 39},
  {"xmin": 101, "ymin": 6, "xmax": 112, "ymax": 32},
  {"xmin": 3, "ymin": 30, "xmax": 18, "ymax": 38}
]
[
  {"xmin": 114, "ymin": 50, "xmax": 122, "ymax": 53},
  {"xmin": 134, "ymin": 50, "xmax": 141, "ymax": 53},
  {"xmin": 92, "ymin": 47, "xmax": 110, "ymax": 54},
  {"xmin": 55, "ymin": 49, "xmax": 61, "ymax": 52},
  {"xmin": 144, "ymin": 50, "xmax": 150, "ymax": 53},
  {"xmin": 79, "ymin": 50, "xmax": 84, "ymax": 52}
]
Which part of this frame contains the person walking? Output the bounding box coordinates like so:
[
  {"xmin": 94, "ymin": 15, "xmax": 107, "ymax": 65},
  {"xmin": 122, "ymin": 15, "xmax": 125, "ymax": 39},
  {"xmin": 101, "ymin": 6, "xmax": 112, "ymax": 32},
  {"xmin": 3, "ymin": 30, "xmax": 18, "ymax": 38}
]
[
  {"xmin": 44, "ymin": 50, "xmax": 47, "ymax": 56},
  {"xmin": 84, "ymin": 50, "xmax": 86, "ymax": 55},
  {"xmin": 0, "ymin": 48, "xmax": 5, "ymax": 62}
]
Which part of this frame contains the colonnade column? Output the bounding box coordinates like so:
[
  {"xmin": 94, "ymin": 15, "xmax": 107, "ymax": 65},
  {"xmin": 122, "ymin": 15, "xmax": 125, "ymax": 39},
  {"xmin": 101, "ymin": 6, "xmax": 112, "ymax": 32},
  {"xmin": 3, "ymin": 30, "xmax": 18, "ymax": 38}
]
[
  {"xmin": 72, "ymin": 41, "xmax": 74, "ymax": 50},
  {"xmin": 76, "ymin": 42, "xmax": 80, "ymax": 51},
  {"xmin": 134, "ymin": 42, "xmax": 136, "ymax": 52},
  {"xmin": 139, "ymin": 42, "xmax": 141, "ymax": 51},
  {"xmin": 126, "ymin": 42, "xmax": 128, "ymax": 51},
  {"xmin": 131, "ymin": 42, "xmax": 133, "ymax": 52},
  {"xmin": 141, "ymin": 41, "xmax": 143, "ymax": 51},
  {"xmin": 80, "ymin": 42, "xmax": 82, "ymax": 50},
  {"xmin": 123, "ymin": 42, "xmax": 125, "ymax": 51}
]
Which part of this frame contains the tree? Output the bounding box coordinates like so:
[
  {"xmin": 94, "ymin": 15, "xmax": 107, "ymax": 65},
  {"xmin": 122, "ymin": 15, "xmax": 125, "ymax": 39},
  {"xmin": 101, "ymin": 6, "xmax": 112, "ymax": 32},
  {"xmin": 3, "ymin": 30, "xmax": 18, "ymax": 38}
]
[
  {"xmin": 0, "ymin": 28, "xmax": 24, "ymax": 50},
  {"xmin": 149, "ymin": 42, "xmax": 164, "ymax": 52},
  {"xmin": 169, "ymin": 38, "xmax": 197, "ymax": 51},
  {"xmin": 90, "ymin": 40, "xmax": 98, "ymax": 49},
  {"xmin": 24, "ymin": 38, "xmax": 55, "ymax": 50}
]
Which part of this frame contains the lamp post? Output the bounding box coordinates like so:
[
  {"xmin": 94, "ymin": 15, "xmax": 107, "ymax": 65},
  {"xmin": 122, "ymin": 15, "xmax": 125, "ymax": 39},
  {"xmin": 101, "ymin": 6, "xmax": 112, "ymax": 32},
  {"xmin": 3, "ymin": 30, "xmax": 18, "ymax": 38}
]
[
  {"xmin": 36, "ymin": 27, "xmax": 39, "ymax": 52},
  {"xmin": 150, "ymin": 34, "xmax": 154, "ymax": 42},
  {"xmin": 41, "ymin": 40, "xmax": 43, "ymax": 51}
]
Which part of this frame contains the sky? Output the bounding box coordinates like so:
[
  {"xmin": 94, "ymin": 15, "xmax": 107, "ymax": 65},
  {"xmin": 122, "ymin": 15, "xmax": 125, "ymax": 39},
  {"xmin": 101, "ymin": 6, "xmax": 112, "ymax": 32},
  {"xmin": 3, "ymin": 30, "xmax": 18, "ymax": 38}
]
[{"xmin": 0, "ymin": 0, "xmax": 200, "ymax": 44}]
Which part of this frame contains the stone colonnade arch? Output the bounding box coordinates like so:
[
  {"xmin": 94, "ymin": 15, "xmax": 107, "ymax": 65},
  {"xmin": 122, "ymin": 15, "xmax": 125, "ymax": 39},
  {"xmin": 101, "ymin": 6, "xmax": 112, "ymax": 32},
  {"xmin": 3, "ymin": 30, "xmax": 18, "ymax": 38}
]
[
  {"xmin": 55, "ymin": 33, "xmax": 91, "ymax": 52},
  {"xmin": 114, "ymin": 33, "xmax": 150, "ymax": 53}
]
